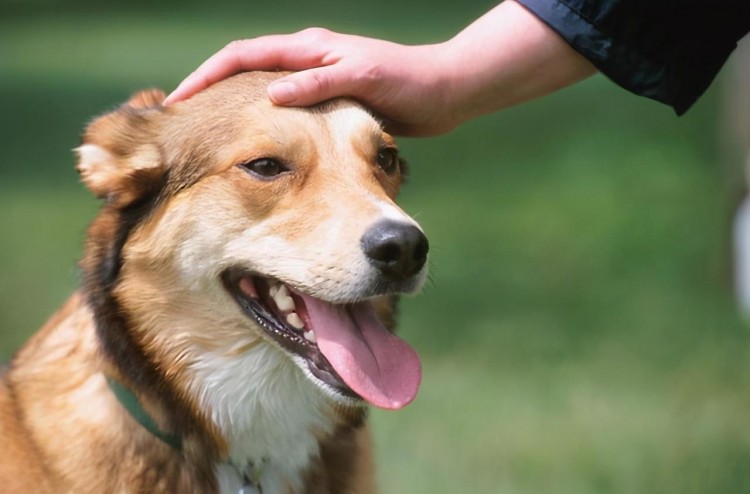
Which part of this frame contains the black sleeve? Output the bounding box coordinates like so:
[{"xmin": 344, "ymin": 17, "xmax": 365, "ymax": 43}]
[{"xmin": 514, "ymin": 0, "xmax": 750, "ymax": 114}]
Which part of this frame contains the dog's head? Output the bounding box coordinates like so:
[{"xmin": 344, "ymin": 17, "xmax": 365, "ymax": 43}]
[{"xmin": 76, "ymin": 72, "xmax": 427, "ymax": 415}]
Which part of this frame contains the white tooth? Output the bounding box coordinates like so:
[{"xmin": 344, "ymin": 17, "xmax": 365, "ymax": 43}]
[
  {"xmin": 271, "ymin": 284, "xmax": 294, "ymax": 312},
  {"xmin": 304, "ymin": 330, "xmax": 317, "ymax": 344},
  {"xmin": 273, "ymin": 285, "xmax": 296, "ymax": 312},
  {"xmin": 286, "ymin": 312, "xmax": 304, "ymax": 329},
  {"xmin": 269, "ymin": 283, "xmax": 279, "ymax": 297},
  {"xmin": 276, "ymin": 284, "xmax": 289, "ymax": 299},
  {"xmin": 276, "ymin": 294, "xmax": 295, "ymax": 312}
]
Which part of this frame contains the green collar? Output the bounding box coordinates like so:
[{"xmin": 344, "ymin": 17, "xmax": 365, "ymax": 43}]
[
  {"xmin": 106, "ymin": 376, "xmax": 267, "ymax": 490},
  {"xmin": 106, "ymin": 376, "xmax": 183, "ymax": 451}
]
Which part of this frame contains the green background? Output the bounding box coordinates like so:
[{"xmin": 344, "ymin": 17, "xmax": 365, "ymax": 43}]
[{"xmin": 2, "ymin": 1, "xmax": 749, "ymax": 492}]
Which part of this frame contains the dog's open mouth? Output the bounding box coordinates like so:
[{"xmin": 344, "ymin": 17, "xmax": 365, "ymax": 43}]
[{"xmin": 222, "ymin": 270, "xmax": 421, "ymax": 410}]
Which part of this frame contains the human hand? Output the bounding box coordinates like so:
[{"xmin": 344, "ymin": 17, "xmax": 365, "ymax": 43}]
[
  {"xmin": 164, "ymin": 2, "xmax": 595, "ymax": 137},
  {"xmin": 164, "ymin": 29, "xmax": 460, "ymax": 136}
]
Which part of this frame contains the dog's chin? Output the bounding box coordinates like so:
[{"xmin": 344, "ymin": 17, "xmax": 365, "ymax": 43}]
[
  {"xmin": 221, "ymin": 269, "xmax": 360, "ymax": 403},
  {"xmin": 220, "ymin": 268, "xmax": 424, "ymax": 411}
]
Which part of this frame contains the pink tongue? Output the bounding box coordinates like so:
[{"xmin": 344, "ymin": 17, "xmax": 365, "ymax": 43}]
[{"xmin": 299, "ymin": 294, "xmax": 421, "ymax": 410}]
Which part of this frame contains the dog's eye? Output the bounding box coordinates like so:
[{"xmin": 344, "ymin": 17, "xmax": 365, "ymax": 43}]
[
  {"xmin": 238, "ymin": 158, "xmax": 288, "ymax": 179},
  {"xmin": 376, "ymin": 148, "xmax": 400, "ymax": 175}
]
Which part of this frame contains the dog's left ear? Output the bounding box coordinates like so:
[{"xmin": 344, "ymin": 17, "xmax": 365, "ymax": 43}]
[{"xmin": 76, "ymin": 89, "xmax": 167, "ymax": 208}]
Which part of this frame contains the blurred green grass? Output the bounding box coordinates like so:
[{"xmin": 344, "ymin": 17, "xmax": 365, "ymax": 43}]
[{"xmin": 2, "ymin": 4, "xmax": 749, "ymax": 493}]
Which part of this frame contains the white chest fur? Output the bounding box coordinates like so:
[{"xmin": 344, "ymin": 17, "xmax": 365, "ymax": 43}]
[{"xmin": 189, "ymin": 341, "xmax": 336, "ymax": 494}]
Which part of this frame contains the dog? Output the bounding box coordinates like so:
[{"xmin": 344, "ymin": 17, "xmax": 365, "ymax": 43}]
[{"xmin": 0, "ymin": 72, "xmax": 428, "ymax": 493}]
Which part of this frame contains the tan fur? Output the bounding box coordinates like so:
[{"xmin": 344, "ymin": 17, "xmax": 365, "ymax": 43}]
[{"xmin": 0, "ymin": 72, "xmax": 421, "ymax": 493}]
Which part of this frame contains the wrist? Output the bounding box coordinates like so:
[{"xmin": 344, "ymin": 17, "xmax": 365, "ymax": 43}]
[
  {"xmin": 436, "ymin": 0, "xmax": 597, "ymax": 125},
  {"xmin": 416, "ymin": 40, "xmax": 475, "ymax": 132},
  {"xmin": 436, "ymin": 36, "xmax": 493, "ymax": 127}
]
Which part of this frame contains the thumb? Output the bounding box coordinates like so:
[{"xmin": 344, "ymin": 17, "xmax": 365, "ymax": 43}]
[{"xmin": 268, "ymin": 65, "xmax": 356, "ymax": 106}]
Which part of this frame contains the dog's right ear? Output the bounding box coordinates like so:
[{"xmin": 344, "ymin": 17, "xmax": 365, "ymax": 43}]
[{"xmin": 76, "ymin": 89, "xmax": 167, "ymax": 208}]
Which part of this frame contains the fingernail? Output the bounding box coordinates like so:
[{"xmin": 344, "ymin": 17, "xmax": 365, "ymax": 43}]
[{"xmin": 268, "ymin": 81, "xmax": 298, "ymax": 104}]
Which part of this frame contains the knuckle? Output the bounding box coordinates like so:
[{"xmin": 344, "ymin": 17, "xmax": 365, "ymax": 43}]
[
  {"xmin": 353, "ymin": 62, "xmax": 384, "ymax": 88},
  {"xmin": 297, "ymin": 27, "xmax": 333, "ymax": 44},
  {"xmin": 307, "ymin": 70, "xmax": 331, "ymax": 94},
  {"xmin": 223, "ymin": 39, "xmax": 247, "ymax": 52}
]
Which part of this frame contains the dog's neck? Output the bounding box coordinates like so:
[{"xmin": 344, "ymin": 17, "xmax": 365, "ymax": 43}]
[
  {"xmin": 94, "ymin": 294, "xmax": 351, "ymax": 492},
  {"xmin": 186, "ymin": 338, "xmax": 341, "ymax": 493},
  {"xmin": 102, "ymin": 373, "xmax": 269, "ymax": 493}
]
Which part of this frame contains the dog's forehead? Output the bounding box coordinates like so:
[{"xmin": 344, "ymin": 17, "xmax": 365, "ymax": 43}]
[
  {"xmin": 201, "ymin": 72, "xmax": 380, "ymax": 127},
  {"xmin": 290, "ymin": 100, "xmax": 385, "ymax": 152},
  {"xmin": 312, "ymin": 100, "xmax": 381, "ymax": 134},
  {"xmin": 209, "ymin": 73, "xmax": 383, "ymax": 141}
]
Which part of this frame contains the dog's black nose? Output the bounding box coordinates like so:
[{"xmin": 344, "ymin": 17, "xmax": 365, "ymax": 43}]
[{"xmin": 361, "ymin": 220, "xmax": 429, "ymax": 281}]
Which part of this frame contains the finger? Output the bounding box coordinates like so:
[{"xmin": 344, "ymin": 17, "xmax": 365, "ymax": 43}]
[
  {"xmin": 164, "ymin": 30, "xmax": 336, "ymax": 105},
  {"xmin": 164, "ymin": 37, "xmax": 303, "ymax": 104},
  {"xmin": 270, "ymin": 69, "xmax": 450, "ymax": 137},
  {"xmin": 267, "ymin": 63, "xmax": 365, "ymax": 107}
]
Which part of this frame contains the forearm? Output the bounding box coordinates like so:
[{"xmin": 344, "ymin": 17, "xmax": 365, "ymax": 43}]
[{"xmin": 438, "ymin": 0, "xmax": 597, "ymax": 124}]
